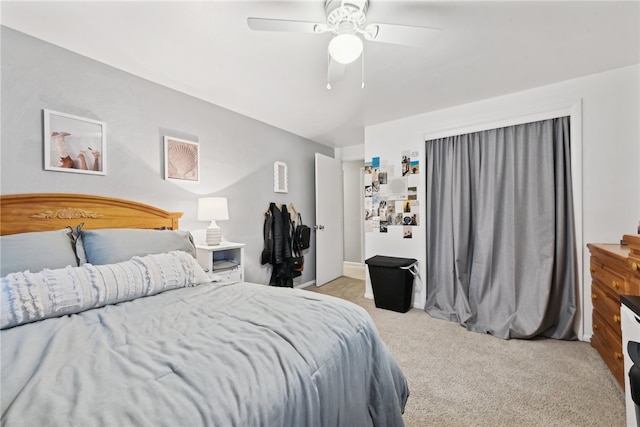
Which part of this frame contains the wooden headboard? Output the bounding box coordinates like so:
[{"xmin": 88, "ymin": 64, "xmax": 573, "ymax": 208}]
[{"xmin": 0, "ymin": 193, "xmax": 183, "ymax": 236}]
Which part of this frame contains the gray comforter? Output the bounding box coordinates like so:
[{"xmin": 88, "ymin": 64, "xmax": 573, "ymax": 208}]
[{"xmin": 1, "ymin": 282, "xmax": 408, "ymax": 426}]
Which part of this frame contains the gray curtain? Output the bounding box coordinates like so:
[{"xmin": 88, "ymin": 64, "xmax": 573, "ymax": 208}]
[{"xmin": 425, "ymin": 116, "xmax": 577, "ymax": 340}]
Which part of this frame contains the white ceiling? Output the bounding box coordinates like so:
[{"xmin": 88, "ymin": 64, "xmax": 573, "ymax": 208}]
[{"xmin": 2, "ymin": 1, "xmax": 639, "ymax": 148}]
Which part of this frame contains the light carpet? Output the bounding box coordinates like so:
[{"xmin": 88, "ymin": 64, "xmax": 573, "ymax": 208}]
[{"xmin": 306, "ymin": 276, "xmax": 625, "ymax": 427}]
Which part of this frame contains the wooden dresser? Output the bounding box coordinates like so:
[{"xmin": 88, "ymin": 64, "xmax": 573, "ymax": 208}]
[{"xmin": 588, "ymin": 235, "xmax": 640, "ymax": 388}]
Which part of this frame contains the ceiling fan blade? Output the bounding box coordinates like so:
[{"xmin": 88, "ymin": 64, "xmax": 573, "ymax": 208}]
[
  {"xmin": 364, "ymin": 23, "xmax": 441, "ymax": 47},
  {"xmin": 247, "ymin": 17, "xmax": 326, "ymax": 33}
]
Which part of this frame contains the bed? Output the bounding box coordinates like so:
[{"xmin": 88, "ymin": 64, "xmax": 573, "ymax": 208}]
[{"xmin": 0, "ymin": 193, "xmax": 409, "ymax": 426}]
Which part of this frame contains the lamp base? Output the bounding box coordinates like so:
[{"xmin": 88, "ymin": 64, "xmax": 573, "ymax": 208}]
[{"xmin": 205, "ymin": 225, "xmax": 222, "ymax": 246}]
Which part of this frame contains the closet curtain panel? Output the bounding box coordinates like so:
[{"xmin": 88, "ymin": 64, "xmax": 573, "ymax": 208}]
[{"xmin": 425, "ymin": 116, "xmax": 577, "ymax": 340}]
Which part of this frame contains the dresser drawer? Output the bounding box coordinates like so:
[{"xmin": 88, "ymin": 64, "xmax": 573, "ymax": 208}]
[
  {"xmin": 592, "ymin": 310, "xmax": 624, "ymax": 388},
  {"xmin": 630, "ymin": 259, "xmax": 640, "ymax": 275},
  {"xmin": 630, "ymin": 259, "xmax": 640, "ymax": 292},
  {"xmin": 591, "ymin": 280, "xmax": 622, "ymax": 334},
  {"xmin": 591, "ymin": 259, "xmax": 628, "ymax": 294},
  {"xmin": 629, "ymin": 276, "xmax": 640, "ymax": 295},
  {"xmin": 209, "ymin": 266, "xmax": 242, "ymax": 284}
]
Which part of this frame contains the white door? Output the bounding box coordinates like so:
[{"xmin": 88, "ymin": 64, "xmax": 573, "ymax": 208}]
[{"xmin": 315, "ymin": 153, "xmax": 344, "ymax": 286}]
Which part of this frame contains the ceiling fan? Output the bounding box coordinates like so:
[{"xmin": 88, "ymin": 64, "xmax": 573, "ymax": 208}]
[{"xmin": 247, "ymin": 0, "xmax": 441, "ymax": 89}]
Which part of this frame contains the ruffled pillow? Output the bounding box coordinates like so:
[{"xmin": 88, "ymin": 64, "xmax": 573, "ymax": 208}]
[{"xmin": 1, "ymin": 251, "xmax": 210, "ymax": 329}]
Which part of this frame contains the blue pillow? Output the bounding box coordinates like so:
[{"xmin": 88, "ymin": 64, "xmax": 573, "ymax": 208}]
[
  {"xmin": 78, "ymin": 228, "xmax": 197, "ymax": 265},
  {"xmin": 0, "ymin": 228, "xmax": 78, "ymax": 277},
  {"xmin": 1, "ymin": 251, "xmax": 211, "ymax": 329}
]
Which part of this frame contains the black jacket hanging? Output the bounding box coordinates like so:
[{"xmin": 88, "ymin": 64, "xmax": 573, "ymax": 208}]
[
  {"xmin": 264, "ymin": 203, "xmax": 294, "ymax": 287},
  {"xmin": 269, "ymin": 202, "xmax": 284, "ymax": 265},
  {"xmin": 260, "ymin": 208, "xmax": 273, "ymax": 265}
]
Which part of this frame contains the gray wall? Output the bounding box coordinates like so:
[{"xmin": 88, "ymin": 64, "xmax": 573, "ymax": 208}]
[
  {"xmin": 1, "ymin": 26, "xmax": 334, "ymax": 285},
  {"xmin": 343, "ymin": 160, "xmax": 363, "ymax": 263}
]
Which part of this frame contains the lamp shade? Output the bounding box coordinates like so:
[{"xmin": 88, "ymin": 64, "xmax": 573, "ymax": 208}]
[
  {"xmin": 328, "ymin": 33, "xmax": 363, "ymax": 64},
  {"xmin": 198, "ymin": 197, "xmax": 229, "ymax": 221}
]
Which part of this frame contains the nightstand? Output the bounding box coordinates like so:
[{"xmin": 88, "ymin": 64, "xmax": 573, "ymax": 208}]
[{"xmin": 195, "ymin": 242, "xmax": 245, "ymax": 284}]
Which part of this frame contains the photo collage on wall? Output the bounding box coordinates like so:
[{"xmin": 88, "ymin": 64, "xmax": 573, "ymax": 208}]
[{"xmin": 364, "ymin": 151, "xmax": 420, "ymax": 238}]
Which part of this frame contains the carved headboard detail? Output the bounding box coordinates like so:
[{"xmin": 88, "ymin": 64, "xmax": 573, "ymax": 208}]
[
  {"xmin": 0, "ymin": 193, "xmax": 183, "ymax": 236},
  {"xmin": 29, "ymin": 207, "xmax": 104, "ymax": 220}
]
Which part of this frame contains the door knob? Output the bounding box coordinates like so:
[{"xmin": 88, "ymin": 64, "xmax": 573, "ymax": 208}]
[{"xmin": 314, "ymin": 225, "xmax": 325, "ymax": 230}]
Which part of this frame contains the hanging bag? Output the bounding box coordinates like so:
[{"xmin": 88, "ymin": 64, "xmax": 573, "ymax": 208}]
[
  {"xmin": 295, "ymin": 214, "xmax": 311, "ymax": 250},
  {"xmin": 291, "ymin": 254, "xmax": 304, "ymax": 273},
  {"xmin": 291, "ymin": 215, "xmax": 304, "ymax": 275},
  {"xmin": 291, "ymin": 237, "xmax": 304, "ymax": 273}
]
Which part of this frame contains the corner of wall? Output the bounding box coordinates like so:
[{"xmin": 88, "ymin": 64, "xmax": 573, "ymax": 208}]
[{"xmin": 336, "ymin": 144, "xmax": 365, "ymax": 161}]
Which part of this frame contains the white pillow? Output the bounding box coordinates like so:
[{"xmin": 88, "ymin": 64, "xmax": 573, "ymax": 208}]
[{"xmin": 1, "ymin": 251, "xmax": 210, "ymax": 329}]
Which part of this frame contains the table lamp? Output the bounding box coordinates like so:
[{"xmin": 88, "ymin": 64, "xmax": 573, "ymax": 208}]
[{"xmin": 198, "ymin": 197, "xmax": 229, "ymax": 246}]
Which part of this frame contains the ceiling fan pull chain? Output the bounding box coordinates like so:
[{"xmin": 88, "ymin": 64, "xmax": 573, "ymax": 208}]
[
  {"xmin": 327, "ymin": 51, "xmax": 332, "ymax": 90},
  {"xmin": 361, "ymin": 48, "xmax": 365, "ymax": 89}
]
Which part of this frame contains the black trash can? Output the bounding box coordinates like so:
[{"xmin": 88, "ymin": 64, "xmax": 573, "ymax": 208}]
[{"xmin": 365, "ymin": 255, "xmax": 417, "ymax": 313}]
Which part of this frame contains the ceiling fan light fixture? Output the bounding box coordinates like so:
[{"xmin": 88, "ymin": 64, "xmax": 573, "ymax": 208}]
[{"xmin": 328, "ymin": 33, "xmax": 363, "ymax": 64}]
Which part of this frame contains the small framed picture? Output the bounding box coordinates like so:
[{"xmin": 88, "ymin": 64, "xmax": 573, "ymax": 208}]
[
  {"xmin": 43, "ymin": 109, "xmax": 106, "ymax": 175},
  {"xmin": 164, "ymin": 136, "xmax": 200, "ymax": 182}
]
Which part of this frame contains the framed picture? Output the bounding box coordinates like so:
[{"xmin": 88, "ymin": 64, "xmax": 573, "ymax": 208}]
[
  {"xmin": 164, "ymin": 136, "xmax": 200, "ymax": 182},
  {"xmin": 43, "ymin": 109, "xmax": 106, "ymax": 175}
]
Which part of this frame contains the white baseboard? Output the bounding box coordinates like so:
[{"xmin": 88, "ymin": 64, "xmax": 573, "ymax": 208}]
[
  {"xmin": 343, "ymin": 262, "xmax": 365, "ymax": 280},
  {"xmin": 295, "ymin": 280, "xmax": 316, "ymax": 289}
]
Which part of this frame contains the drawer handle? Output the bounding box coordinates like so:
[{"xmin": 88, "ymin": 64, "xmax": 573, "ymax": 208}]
[
  {"xmin": 591, "ymin": 293, "xmax": 597, "ymax": 300},
  {"xmin": 615, "ymin": 352, "xmax": 623, "ymax": 360},
  {"xmin": 612, "ymin": 280, "xmax": 620, "ymax": 289},
  {"xmin": 614, "ymin": 314, "xmax": 621, "ymax": 323},
  {"xmin": 590, "ymin": 267, "xmax": 596, "ymax": 274},
  {"xmin": 593, "ymin": 323, "xmax": 599, "ymax": 330},
  {"xmin": 633, "ymin": 262, "xmax": 639, "ymax": 272}
]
